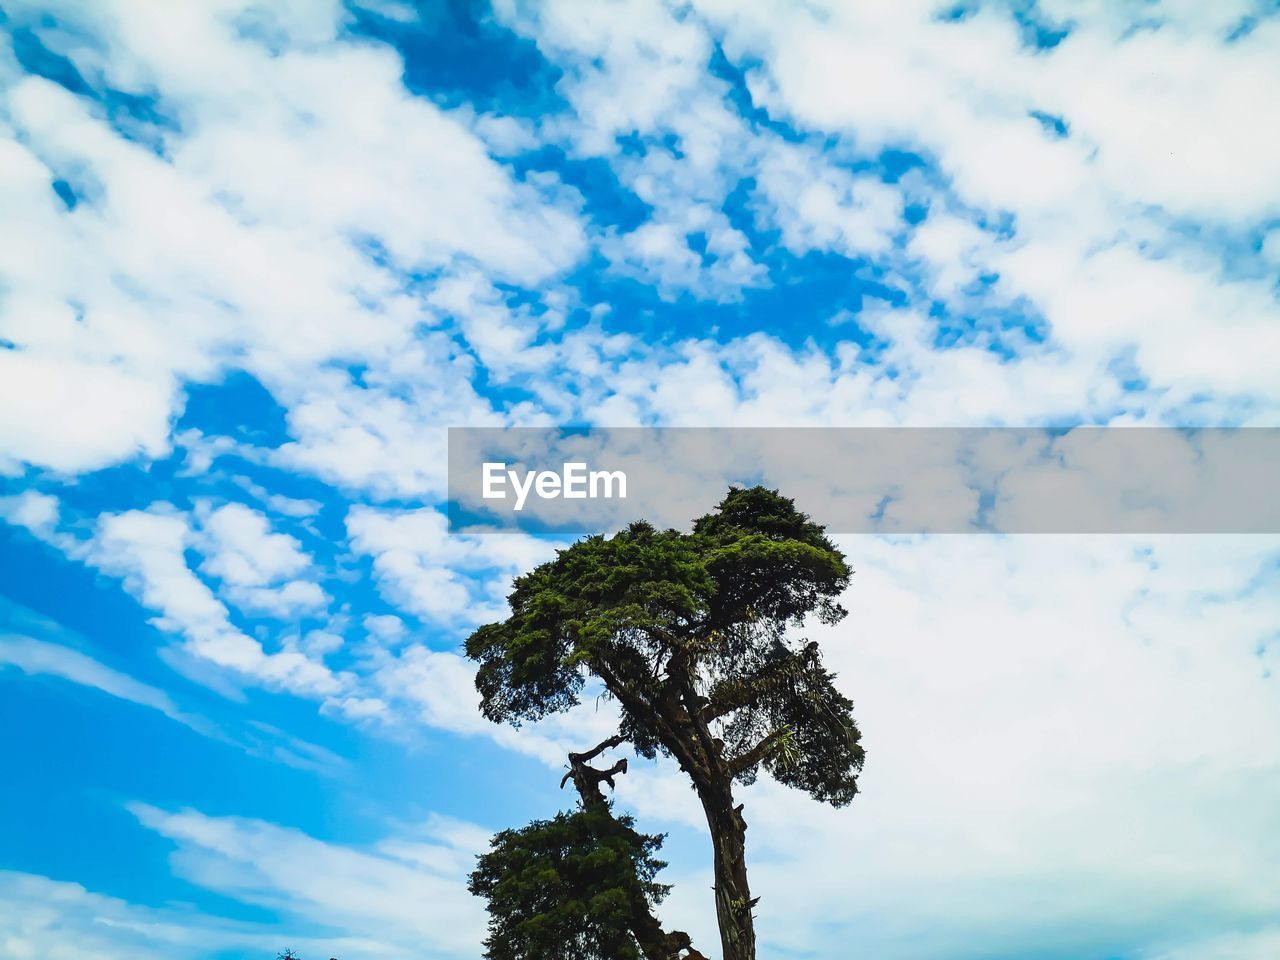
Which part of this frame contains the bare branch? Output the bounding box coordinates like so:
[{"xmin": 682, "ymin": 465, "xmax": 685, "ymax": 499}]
[
  {"xmin": 559, "ymin": 741, "xmax": 707, "ymax": 960},
  {"xmin": 569, "ymin": 734, "xmax": 626, "ymax": 765}
]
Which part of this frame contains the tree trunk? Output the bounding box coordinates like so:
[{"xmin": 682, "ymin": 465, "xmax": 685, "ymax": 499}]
[
  {"xmin": 699, "ymin": 782, "xmax": 756, "ymax": 960},
  {"xmin": 563, "ymin": 739, "xmax": 707, "ymax": 960}
]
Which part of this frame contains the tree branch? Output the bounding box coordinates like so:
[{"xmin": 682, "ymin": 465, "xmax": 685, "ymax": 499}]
[
  {"xmin": 667, "ymin": 647, "xmax": 728, "ymax": 781},
  {"xmin": 728, "ymin": 727, "xmax": 790, "ymax": 778},
  {"xmin": 594, "ymin": 659, "xmax": 713, "ymax": 785},
  {"xmin": 569, "ymin": 734, "xmax": 625, "ymax": 765}
]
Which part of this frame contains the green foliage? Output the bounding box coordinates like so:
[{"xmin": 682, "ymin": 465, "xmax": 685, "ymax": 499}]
[
  {"xmin": 466, "ymin": 486, "xmax": 864, "ymax": 805},
  {"xmin": 720, "ymin": 641, "xmax": 864, "ymax": 804},
  {"xmin": 468, "ymin": 803, "xmax": 670, "ymax": 960}
]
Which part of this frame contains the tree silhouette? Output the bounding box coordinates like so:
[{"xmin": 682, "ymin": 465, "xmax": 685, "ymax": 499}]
[{"xmin": 466, "ymin": 487, "xmax": 864, "ymax": 960}]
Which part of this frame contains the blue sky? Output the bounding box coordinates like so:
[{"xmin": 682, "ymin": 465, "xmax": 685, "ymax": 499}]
[{"xmin": 1, "ymin": 1, "xmax": 1279, "ymax": 958}]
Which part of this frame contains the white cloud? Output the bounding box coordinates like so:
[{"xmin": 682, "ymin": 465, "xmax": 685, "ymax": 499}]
[
  {"xmin": 194, "ymin": 501, "xmax": 327, "ymax": 616},
  {"xmin": 4, "ymin": 0, "xmax": 1276, "ymax": 499},
  {"xmin": 196, "ymin": 502, "xmax": 310, "ymax": 585},
  {"xmin": 1038, "ymin": 14, "xmax": 1280, "ymax": 224},
  {"xmin": 636, "ymin": 534, "xmax": 1280, "ymax": 958},
  {"xmin": 0, "ymin": 826, "xmax": 472, "ymax": 960},
  {"xmin": 0, "ymin": 490, "xmax": 63, "ymax": 541},
  {"xmin": 484, "ymin": 0, "xmax": 1280, "ymax": 425},
  {"xmin": 0, "ymin": 597, "xmax": 351, "ymax": 774},
  {"xmin": 695, "ymin": 0, "xmax": 1280, "ymax": 417},
  {"xmin": 131, "ymin": 803, "xmax": 487, "ymax": 958},
  {"xmin": 907, "ymin": 208, "xmax": 997, "ymax": 300},
  {"xmin": 369, "ymin": 644, "xmax": 488, "ymax": 735},
  {"xmin": 0, "ymin": 339, "xmax": 177, "ymax": 474},
  {"xmin": 0, "ymin": 0, "xmax": 586, "ymax": 480},
  {"xmin": 0, "ymin": 870, "xmax": 281, "ymax": 960},
  {"xmin": 496, "ymin": 0, "xmax": 779, "ymax": 300},
  {"xmin": 363, "ymin": 613, "xmax": 406, "ymax": 645},
  {"xmin": 88, "ymin": 506, "xmax": 342, "ymax": 696},
  {"xmin": 1141, "ymin": 927, "xmax": 1280, "ymax": 960},
  {"xmin": 0, "ymin": 492, "xmax": 600, "ymax": 764},
  {"xmin": 269, "ymin": 345, "xmax": 497, "ymax": 499},
  {"xmin": 228, "ymin": 478, "xmax": 322, "ymax": 520},
  {"xmin": 0, "ymin": 632, "xmax": 193, "ymax": 726},
  {"xmin": 755, "ymin": 138, "xmax": 904, "ymax": 259},
  {"xmin": 423, "ymin": 267, "xmax": 580, "ymax": 378},
  {"xmin": 346, "ymin": 505, "xmax": 558, "ymax": 625}
]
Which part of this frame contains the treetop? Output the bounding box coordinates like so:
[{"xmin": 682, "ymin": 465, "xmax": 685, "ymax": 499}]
[{"xmin": 465, "ymin": 485, "xmax": 863, "ymax": 806}]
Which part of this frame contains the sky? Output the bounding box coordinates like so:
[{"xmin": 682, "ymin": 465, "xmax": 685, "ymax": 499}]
[{"xmin": 0, "ymin": 1, "xmax": 1279, "ymax": 958}]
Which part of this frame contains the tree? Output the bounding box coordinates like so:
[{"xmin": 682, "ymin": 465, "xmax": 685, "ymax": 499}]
[
  {"xmin": 469, "ymin": 736, "xmax": 704, "ymax": 960},
  {"xmin": 466, "ymin": 487, "xmax": 865, "ymax": 960}
]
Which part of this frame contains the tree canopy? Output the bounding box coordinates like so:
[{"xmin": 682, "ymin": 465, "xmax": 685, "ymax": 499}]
[
  {"xmin": 469, "ymin": 804, "xmax": 671, "ymax": 960},
  {"xmin": 470, "ymin": 735, "xmax": 703, "ymax": 960},
  {"xmin": 466, "ymin": 486, "xmax": 863, "ymax": 804}
]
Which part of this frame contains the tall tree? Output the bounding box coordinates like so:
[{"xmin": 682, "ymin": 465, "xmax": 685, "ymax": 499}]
[{"xmin": 466, "ymin": 487, "xmax": 865, "ymax": 960}]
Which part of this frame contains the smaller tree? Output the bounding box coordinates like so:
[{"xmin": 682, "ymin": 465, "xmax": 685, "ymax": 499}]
[{"xmin": 470, "ymin": 737, "xmax": 705, "ymax": 960}]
